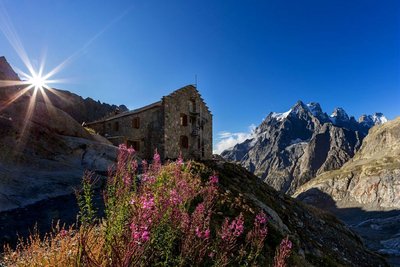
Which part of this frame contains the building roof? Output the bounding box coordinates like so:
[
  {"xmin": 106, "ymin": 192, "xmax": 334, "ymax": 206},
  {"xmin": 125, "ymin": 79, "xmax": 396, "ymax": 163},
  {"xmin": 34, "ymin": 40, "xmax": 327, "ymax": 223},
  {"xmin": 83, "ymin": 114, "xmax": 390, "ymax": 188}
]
[
  {"xmin": 87, "ymin": 100, "xmax": 162, "ymax": 124},
  {"xmin": 86, "ymin": 84, "xmax": 211, "ymax": 125}
]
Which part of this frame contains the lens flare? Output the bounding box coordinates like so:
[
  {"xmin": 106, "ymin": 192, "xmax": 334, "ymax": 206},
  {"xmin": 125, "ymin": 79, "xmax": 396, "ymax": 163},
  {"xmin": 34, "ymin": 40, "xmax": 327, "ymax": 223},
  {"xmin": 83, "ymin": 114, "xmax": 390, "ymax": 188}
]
[{"xmin": 27, "ymin": 72, "xmax": 47, "ymax": 91}]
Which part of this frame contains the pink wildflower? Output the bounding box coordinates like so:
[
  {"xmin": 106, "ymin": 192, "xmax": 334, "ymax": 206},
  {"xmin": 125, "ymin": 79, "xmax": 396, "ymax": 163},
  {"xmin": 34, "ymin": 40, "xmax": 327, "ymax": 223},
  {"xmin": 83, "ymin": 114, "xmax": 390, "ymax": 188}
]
[
  {"xmin": 209, "ymin": 174, "xmax": 219, "ymax": 185},
  {"xmin": 220, "ymin": 213, "xmax": 245, "ymax": 240},
  {"xmin": 169, "ymin": 189, "xmax": 182, "ymax": 205},
  {"xmin": 130, "ymin": 223, "xmax": 151, "ymax": 243},
  {"xmin": 255, "ymin": 212, "xmax": 268, "ymax": 225},
  {"xmin": 141, "ymin": 194, "xmax": 155, "ymax": 210},
  {"xmin": 274, "ymin": 236, "xmax": 292, "ymax": 267}
]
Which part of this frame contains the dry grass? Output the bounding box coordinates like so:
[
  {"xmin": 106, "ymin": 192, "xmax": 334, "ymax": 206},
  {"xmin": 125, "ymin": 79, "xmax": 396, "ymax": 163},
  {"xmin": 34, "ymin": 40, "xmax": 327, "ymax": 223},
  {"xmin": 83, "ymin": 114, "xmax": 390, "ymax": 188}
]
[{"xmin": 1, "ymin": 222, "xmax": 106, "ymax": 267}]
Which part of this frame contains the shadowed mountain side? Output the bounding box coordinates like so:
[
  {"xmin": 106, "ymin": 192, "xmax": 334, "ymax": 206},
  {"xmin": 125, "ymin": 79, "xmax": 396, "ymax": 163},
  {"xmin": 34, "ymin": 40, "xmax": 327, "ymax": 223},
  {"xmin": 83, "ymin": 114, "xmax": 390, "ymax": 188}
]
[{"xmin": 296, "ymin": 188, "xmax": 400, "ymax": 267}]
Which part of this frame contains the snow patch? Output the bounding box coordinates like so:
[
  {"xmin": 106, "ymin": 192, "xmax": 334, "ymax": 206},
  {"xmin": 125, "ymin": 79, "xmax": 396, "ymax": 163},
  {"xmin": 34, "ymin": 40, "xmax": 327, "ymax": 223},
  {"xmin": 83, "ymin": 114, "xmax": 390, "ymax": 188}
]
[
  {"xmin": 372, "ymin": 113, "xmax": 388, "ymax": 125},
  {"xmin": 271, "ymin": 109, "xmax": 292, "ymax": 121}
]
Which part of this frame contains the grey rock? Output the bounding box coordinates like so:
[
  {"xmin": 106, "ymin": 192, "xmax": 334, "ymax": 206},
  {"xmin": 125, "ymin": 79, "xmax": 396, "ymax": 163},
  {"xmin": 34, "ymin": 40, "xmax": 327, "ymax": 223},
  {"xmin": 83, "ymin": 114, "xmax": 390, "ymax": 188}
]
[{"xmin": 222, "ymin": 101, "xmax": 375, "ymax": 194}]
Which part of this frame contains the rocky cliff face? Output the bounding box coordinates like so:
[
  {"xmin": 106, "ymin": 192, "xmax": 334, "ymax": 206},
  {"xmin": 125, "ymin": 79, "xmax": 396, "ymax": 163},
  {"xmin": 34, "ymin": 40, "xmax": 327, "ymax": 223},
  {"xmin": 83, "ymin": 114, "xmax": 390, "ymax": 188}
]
[
  {"xmin": 221, "ymin": 101, "xmax": 384, "ymax": 194},
  {"xmin": 294, "ymin": 117, "xmax": 400, "ymax": 210}
]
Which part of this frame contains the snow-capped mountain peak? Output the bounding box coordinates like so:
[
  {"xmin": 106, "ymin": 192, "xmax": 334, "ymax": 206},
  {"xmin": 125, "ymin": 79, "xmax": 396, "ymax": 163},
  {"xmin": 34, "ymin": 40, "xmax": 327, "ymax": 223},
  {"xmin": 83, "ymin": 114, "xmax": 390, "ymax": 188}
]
[{"xmin": 358, "ymin": 113, "xmax": 388, "ymax": 127}]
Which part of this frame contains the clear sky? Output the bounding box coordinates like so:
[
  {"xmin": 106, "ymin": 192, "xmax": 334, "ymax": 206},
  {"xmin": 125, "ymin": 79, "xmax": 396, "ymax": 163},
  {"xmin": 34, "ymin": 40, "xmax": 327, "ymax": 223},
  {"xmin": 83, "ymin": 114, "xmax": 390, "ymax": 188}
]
[{"xmin": 0, "ymin": 0, "xmax": 399, "ymax": 153}]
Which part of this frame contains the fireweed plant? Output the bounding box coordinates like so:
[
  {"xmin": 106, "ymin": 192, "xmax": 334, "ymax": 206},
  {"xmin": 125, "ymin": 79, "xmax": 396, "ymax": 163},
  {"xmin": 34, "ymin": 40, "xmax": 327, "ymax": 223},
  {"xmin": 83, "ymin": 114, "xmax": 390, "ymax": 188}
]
[{"xmin": 1, "ymin": 145, "xmax": 292, "ymax": 266}]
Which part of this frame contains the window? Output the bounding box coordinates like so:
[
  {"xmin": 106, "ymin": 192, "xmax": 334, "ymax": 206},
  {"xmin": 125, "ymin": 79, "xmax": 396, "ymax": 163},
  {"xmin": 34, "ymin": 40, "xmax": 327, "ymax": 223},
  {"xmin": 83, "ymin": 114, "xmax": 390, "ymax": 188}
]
[
  {"xmin": 114, "ymin": 121, "xmax": 119, "ymax": 131},
  {"xmin": 180, "ymin": 135, "xmax": 189, "ymax": 149},
  {"xmin": 132, "ymin": 117, "xmax": 140, "ymax": 129},
  {"xmin": 189, "ymin": 99, "xmax": 196, "ymax": 113},
  {"xmin": 180, "ymin": 113, "xmax": 188, "ymax": 126},
  {"xmin": 127, "ymin": 140, "xmax": 140, "ymax": 151}
]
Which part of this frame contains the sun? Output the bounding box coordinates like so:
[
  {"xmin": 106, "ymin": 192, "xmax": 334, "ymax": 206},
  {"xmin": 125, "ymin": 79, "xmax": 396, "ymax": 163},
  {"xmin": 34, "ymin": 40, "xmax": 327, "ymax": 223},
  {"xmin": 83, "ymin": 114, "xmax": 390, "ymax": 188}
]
[{"xmin": 27, "ymin": 72, "xmax": 49, "ymax": 91}]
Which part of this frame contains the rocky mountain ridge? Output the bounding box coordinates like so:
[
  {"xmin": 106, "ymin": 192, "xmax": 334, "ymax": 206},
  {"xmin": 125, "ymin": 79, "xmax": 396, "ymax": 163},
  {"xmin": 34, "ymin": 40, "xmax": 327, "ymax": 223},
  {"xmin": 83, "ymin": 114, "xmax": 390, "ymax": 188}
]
[
  {"xmin": 222, "ymin": 100, "xmax": 387, "ymax": 194},
  {"xmin": 0, "ymin": 56, "xmax": 128, "ymax": 124}
]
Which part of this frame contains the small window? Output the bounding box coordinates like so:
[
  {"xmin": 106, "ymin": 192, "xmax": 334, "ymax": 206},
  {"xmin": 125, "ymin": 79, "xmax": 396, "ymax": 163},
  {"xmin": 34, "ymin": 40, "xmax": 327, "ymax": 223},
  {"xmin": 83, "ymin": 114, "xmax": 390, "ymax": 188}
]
[
  {"xmin": 198, "ymin": 138, "xmax": 200, "ymax": 149},
  {"xmin": 180, "ymin": 113, "xmax": 188, "ymax": 126},
  {"xmin": 127, "ymin": 140, "xmax": 140, "ymax": 151},
  {"xmin": 132, "ymin": 117, "xmax": 140, "ymax": 129},
  {"xmin": 180, "ymin": 135, "xmax": 189, "ymax": 149},
  {"xmin": 189, "ymin": 99, "xmax": 196, "ymax": 113},
  {"xmin": 114, "ymin": 121, "xmax": 119, "ymax": 131}
]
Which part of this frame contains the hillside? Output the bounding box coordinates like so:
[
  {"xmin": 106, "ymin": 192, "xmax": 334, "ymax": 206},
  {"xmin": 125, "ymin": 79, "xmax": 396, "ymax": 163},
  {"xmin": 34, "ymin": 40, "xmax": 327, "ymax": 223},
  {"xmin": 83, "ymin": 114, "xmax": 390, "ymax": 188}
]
[
  {"xmin": 1, "ymin": 151, "xmax": 389, "ymax": 266},
  {"xmin": 293, "ymin": 117, "xmax": 400, "ymax": 264}
]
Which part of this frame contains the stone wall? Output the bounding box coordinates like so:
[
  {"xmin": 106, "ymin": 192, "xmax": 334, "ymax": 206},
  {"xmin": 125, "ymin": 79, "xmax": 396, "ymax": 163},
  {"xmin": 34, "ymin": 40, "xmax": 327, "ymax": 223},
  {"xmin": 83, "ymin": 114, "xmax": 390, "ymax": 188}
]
[
  {"xmin": 88, "ymin": 106, "xmax": 164, "ymax": 159},
  {"xmin": 163, "ymin": 85, "xmax": 212, "ymax": 160}
]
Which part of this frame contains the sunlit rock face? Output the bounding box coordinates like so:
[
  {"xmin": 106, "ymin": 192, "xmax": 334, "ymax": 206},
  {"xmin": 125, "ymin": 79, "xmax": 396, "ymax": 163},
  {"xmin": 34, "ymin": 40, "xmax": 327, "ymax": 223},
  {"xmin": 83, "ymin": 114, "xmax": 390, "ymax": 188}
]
[
  {"xmin": 0, "ymin": 57, "xmax": 121, "ymax": 212},
  {"xmin": 294, "ymin": 116, "xmax": 400, "ymax": 210},
  {"xmin": 221, "ymin": 100, "xmax": 387, "ymax": 194}
]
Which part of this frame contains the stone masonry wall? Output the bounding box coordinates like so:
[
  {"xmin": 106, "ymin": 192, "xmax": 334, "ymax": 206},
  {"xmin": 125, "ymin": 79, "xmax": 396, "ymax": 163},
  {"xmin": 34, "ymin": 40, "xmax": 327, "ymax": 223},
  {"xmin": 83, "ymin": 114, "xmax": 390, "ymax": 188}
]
[
  {"xmin": 163, "ymin": 86, "xmax": 212, "ymax": 160},
  {"xmin": 88, "ymin": 106, "xmax": 164, "ymax": 159}
]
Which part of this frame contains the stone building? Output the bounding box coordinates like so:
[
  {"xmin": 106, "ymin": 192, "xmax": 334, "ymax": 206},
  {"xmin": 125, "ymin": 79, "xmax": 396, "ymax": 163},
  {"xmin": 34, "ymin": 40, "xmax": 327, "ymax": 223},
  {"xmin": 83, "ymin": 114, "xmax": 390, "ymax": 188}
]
[{"xmin": 86, "ymin": 85, "xmax": 212, "ymax": 160}]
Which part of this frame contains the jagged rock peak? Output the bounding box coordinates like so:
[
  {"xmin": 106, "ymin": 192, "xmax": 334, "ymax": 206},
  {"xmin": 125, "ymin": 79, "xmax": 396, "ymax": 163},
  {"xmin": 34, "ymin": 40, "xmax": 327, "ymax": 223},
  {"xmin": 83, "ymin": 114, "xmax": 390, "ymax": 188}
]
[
  {"xmin": 0, "ymin": 56, "xmax": 20, "ymax": 81},
  {"xmin": 306, "ymin": 102, "xmax": 323, "ymax": 115},
  {"xmin": 330, "ymin": 107, "xmax": 349, "ymax": 122},
  {"xmin": 291, "ymin": 100, "xmax": 309, "ymax": 113}
]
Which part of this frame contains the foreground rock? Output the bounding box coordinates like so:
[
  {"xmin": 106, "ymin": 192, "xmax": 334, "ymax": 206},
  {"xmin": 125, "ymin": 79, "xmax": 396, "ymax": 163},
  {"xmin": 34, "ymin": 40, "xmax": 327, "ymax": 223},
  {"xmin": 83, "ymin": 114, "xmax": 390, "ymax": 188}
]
[{"xmin": 203, "ymin": 160, "xmax": 388, "ymax": 266}]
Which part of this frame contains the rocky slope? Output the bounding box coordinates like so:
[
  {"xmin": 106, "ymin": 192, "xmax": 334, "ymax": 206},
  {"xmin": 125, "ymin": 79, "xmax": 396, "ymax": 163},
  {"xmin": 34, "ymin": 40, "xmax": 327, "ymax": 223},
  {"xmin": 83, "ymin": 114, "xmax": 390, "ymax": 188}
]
[
  {"xmin": 293, "ymin": 117, "xmax": 400, "ymax": 264},
  {"xmin": 201, "ymin": 160, "xmax": 388, "ymax": 266},
  {"xmin": 294, "ymin": 116, "xmax": 400, "ymax": 210},
  {"xmin": 221, "ymin": 101, "xmax": 387, "ymax": 194},
  {"xmin": 0, "ymin": 56, "xmax": 119, "ymax": 212}
]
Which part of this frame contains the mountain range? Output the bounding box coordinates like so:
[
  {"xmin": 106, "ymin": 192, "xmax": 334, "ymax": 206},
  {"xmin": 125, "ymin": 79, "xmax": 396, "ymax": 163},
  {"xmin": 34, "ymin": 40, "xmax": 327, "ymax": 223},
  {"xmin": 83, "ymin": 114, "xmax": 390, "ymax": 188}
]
[{"xmin": 221, "ymin": 100, "xmax": 387, "ymax": 194}]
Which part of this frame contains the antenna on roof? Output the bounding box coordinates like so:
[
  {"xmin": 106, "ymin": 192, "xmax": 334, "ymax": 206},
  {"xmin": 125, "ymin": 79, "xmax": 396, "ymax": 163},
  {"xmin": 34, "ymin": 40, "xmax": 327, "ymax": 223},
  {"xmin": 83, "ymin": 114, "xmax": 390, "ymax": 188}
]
[{"xmin": 194, "ymin": 74, "xmax": 198, "ymax": 88}]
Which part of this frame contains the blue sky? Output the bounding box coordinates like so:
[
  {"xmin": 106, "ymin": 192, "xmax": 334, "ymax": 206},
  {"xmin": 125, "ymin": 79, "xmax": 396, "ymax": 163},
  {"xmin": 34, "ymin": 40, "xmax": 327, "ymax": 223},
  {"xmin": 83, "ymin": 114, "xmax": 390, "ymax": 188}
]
[{"xmin": 0, "ymin": 0, "xmax": 399, "ymax": 153}]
